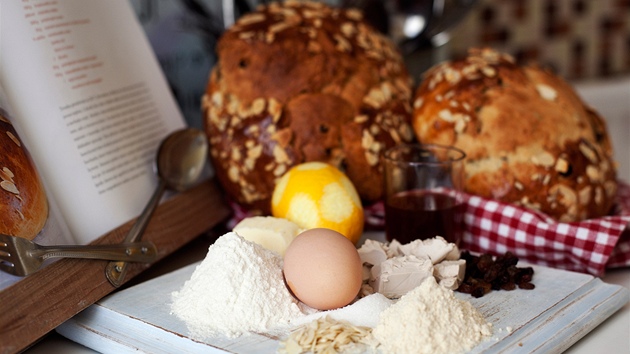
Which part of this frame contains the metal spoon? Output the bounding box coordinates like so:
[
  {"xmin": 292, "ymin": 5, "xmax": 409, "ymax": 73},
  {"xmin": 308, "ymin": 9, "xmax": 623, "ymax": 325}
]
[{"xmin": 105, "ymin": 128, "xmax": 208, "ymax": 287}]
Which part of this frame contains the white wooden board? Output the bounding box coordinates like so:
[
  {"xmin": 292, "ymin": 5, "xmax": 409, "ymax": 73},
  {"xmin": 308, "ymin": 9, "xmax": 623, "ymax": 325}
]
[{"xmin": 56, "ymin": 259, "xmax": 629, "ymax": 354}]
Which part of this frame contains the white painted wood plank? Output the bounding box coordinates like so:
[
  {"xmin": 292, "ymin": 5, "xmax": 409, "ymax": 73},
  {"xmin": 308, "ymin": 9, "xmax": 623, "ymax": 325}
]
[{"xmin": 57, "ymin": 261, "xmax": 629, "ymax": 354}]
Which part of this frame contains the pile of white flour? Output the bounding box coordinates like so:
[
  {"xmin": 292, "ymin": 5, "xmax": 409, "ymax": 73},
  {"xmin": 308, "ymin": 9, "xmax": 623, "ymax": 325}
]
[
  {"xmin": 170, "ymin": 232, "xmax": 308, "ymax": 339},
  {"xmin": 373, "ymin": 277, "xmax": 492, "ymax": 354}
]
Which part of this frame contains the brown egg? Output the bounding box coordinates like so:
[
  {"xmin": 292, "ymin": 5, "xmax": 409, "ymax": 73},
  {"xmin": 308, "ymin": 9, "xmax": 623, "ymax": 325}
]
[{"xmin": 283, "ymin": 228, "xmax": 363, "ymax": 310}]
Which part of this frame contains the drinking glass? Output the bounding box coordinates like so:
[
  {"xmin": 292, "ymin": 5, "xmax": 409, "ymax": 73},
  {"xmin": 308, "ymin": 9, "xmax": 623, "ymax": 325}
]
[{"xmin": 383, "ymin": 143, "xmax": 466, "ymax": 245}]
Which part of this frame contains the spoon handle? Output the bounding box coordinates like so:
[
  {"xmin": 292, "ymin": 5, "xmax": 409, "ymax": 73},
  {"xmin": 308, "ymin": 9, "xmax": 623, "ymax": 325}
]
[{"xmin": 105, "ymin": 179, "xmax": 167, "ymax": 287}]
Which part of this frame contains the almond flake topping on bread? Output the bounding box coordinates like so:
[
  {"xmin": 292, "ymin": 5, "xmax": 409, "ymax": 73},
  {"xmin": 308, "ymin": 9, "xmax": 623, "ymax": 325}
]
[
  {"xmin": 6, "ymin": 131, "xmax": 20, "ymax": 147},
  {"xmin": 0, "ymin": 180, "xmax": 18, "ymax": 195}
]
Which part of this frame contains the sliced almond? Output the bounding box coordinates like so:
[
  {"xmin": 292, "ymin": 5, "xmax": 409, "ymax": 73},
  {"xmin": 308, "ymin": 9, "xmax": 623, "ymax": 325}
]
[
  {"xmin": 361, "ymin": 130, "xmax": 374, "ymax": 150},
  {"xmin": 594, "ymin": 186, "xmax": 603, "ymax": 205},
  {"xmin": 531, "ymin": 152, "xmax": 555, "ymax": 168},
  {"xmin": 237, "ymin": 13, "xmax": 266, "ymax": 26},
  {"xmin": 549, "ymin": 184, "xmax": 577, "ymax": 207},
  {"xmin": 268, "ymin": 98, "xmax": 282, "ymax": 123},
  {"xmin": 334, "ymin": 34, "xmax": 352, "ymax": 52},
  {"xmin": 438, "ymin": 109, "xmax": 455, "ymax": 122},
  {"xmin": 482, "ymin": 66, "xmax": 496, "ymax": 77},
  {"xmin": 365, "ymin": 151, "xmax": 378, "ymax": 166},
  {"xmin": 1, "ymin": 180, "xmax": 19, "ymax": 194},
  {"xmin": 269, "ymin": 21, "xmax": 291, "ymax": 34},
  {"xmin": 228, "ymin": 165, "xmax": 239, "ymax": 183},
  {"xmin": 555, "ymin": 158, "xmax": 569, "ymax": 174},
  {"xmin": 249, "ymin": 98, "xmax": 265, "ymax": 116},
  {"xmin": 6, "ymin": 131, "xmax": 20, "ymax": 147},
  {"xmin": 247, "ymin": 145, "xmax": 263, "ymax": 160},
  {"xmin": 536, "ymin": 84, "xmax": 557, "ymax": 101},
  {"xmin": 413, "ymin": 97, "xmax": 424, "ymax": 109},
  {"xmin": 273, "ymin": 145, "xmax": 289, "ymax": 164},
  {"xmin": 354, "ymin": 115, "xmax": 368, "ymax": 124},
  {"xmin": 231, "ymin": 148, "xmax": 242, "ymax": 161},
  {"xmin": 1, "ymin": 167, "xmax": 14, "ymax": 180},
  {"xmin": 579, "ymin": 186, "xmax": 592, "ymax": 205},
  {"xmin": 238, "ymin": 31, "xmax": 256, "ymax": 40},
  {"xmin": 579, "ymin": 142, "xmax": 598, "ymax": 163},
  {"xmin": 340, "ymin": 22, "xmax": 356, "ymax": 37}
]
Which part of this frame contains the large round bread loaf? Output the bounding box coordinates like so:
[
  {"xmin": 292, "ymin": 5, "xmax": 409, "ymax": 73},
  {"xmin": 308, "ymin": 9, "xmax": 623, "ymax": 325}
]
[
  {"xmin": 412, "ymin": 48, "xmax": 617, "ymax": 222},
  {"xmin": 0, "ymin": 110, "xmax": 48, "ymax": 239},
  {"xmin": 203, "ymin": 0, "xmax": 414, "ymax": 214}
]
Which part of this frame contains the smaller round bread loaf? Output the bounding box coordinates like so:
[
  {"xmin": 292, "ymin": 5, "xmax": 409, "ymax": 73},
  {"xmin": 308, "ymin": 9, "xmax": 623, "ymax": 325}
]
[
  {"xmin": 412, "ymin": 48, "xmax": 617, "ymax": 222},
  {"xmin": 203, "ymin": 0, "xmax": 414, "ymax": 214},
  {"xmin": 0, "ymin": 110, "xmax": 48, "ymax": 239}
]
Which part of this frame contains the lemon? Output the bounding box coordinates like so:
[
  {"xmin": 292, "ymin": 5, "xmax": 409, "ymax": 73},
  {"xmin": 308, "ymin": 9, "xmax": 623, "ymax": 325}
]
[{"xmin": 271, "ymin": 162, "xmax": 364, "ymax": 244}]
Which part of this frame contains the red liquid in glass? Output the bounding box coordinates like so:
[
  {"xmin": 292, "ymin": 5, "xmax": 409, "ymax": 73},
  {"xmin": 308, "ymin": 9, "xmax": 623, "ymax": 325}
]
[{"xmin": 385, "ymin": 190, "xmax": 464, "ymax": 244}]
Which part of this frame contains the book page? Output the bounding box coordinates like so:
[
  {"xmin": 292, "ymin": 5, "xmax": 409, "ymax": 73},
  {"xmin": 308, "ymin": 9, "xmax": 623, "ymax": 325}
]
[{"xmin": 0, "ymin": 0, "xmax": 187, "ymax": 244}]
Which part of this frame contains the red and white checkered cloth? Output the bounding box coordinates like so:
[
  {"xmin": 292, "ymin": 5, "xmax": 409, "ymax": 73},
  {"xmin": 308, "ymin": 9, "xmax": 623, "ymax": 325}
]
[
  {"xmin": 459, "ymin": 193, "xmax": 630, "ymax": 276},
  {"xmin": 227, "ymin": 181, "xmax": 630, "ymax": 276}
]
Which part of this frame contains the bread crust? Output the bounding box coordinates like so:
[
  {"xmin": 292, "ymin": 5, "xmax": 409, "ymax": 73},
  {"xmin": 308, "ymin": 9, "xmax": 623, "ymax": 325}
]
[
  {"xmin": 412, "ymin": 48, "xmax": 617, "ymax": 222},
  {"xmin": 0, "ymin": 111, "xmax": 48, "ymax": 239},
  {"xmin": 204, "ymin": 1, "xmax": 414, "ymax": 213}
]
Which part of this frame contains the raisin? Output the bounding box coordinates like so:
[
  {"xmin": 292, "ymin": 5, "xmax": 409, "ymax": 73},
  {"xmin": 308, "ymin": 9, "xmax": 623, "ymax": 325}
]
[
  {"xmin": 501, "ymin": 282, "xmax": 516, "ymax": 291},
  {"xmin": 471, "ymin": 286, "xmax": 487, "ymax": 298},
  {"xmin": 519, "ymin": 282, "xmax": 536, "ymax": 290},
  {"xmin": 519, "ymin": 267, "xmax": 534, "ymax": 283},
  {"xmin": 458, "ymin": 283, "xmax": 474, "ymax": 294},
  {"xmin": 456, "ymin": 251, "xmax": 536, "ymax": 297},
  {"xmin": 477, "ymin": 254, "xmax": 494, "ymax": 271}
]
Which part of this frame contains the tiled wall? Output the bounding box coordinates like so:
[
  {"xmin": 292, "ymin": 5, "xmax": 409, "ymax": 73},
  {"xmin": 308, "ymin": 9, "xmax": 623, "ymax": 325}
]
[{"xmin": 449, "ymin": 0, "xmax": 630, "ymax": 80}]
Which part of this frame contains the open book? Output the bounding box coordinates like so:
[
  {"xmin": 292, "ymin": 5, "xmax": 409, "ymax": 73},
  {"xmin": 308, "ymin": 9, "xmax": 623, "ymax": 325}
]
[{"xmin": 0, "ymin": 0, "xmax": 187, "ymax": 288}]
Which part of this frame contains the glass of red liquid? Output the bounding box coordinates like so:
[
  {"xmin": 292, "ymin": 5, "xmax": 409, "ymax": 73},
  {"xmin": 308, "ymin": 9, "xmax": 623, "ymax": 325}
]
[{"xmin": 383, "ymin": 143, "xmax": 466, "ymax": 245}]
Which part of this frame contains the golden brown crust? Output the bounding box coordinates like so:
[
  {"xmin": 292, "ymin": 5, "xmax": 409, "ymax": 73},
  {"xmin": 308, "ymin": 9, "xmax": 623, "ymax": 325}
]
[
  {"xmin": 412, "ymin": 48, "xmax": 617, "ymax": 222},
  {"xmin": 0, "ymin": 111, "xmax": 48, "ymax": 239},
  {"xmin": 204, "ymin": 1, "xmax": 414, "ymax": 213}
]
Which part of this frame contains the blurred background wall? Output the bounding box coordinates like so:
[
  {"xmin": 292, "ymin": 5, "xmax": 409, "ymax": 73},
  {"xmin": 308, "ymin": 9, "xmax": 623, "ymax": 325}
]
[
  {"xmin": 127, "ymin": 0, "xmax": 630, "ymax": 128},
  {"xmin": 128, "ymin": 0, "xmax": 222, "ymax": 129},
  {"xmin": 449, "ymin": 0, "xmax": 630, "ymax": 80}
]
